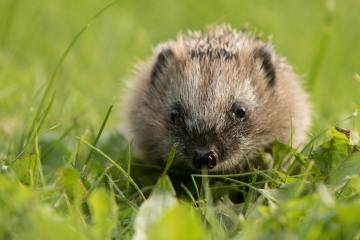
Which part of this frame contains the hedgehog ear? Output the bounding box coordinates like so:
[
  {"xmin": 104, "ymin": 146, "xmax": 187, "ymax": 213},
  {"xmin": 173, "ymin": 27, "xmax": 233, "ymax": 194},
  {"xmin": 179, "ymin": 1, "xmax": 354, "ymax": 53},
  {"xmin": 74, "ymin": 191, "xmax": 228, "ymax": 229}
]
[
  {"xmin": 150, "ymin": 48, "xmax": 175, "ymax": 86},
  {"xmin": 254, "ymin": 46, "xmax": 276, "ymax": 87}
]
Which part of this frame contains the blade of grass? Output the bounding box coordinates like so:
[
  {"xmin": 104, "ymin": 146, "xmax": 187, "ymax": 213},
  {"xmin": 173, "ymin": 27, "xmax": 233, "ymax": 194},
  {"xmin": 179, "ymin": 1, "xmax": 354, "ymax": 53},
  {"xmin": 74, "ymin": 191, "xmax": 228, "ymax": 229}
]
[
  {"xmin": 126, "ymin": 143, "xmax": 132, "ymax": 197},
  {"xmin": 110, "ymin": 176, "xmax": 139, "ymax": 210},
  {"xmin": 42, "ymin": 123, "xmax": 75, "ymax": 159},
  {"xmin": 80, "ymin": 138, "xmax": 146, "ymax": 201},
  {"xmin": 1, "ymin": 0, "xmax": 18, "ymax": 46},
  {"xmin": 131, "ymin": 161, "xmax": 188, "ymax": 175},
  {"xmin": 191, "ymin": 169, "xmax": 274, "ymax": 178},
  {"xmin": 34, "ymin": 91, "xmax": 56, "ymax": 135},
  {"xmin": 256, "ymin": 171, "xmax": 284, "ymax": 186},
  {"xmin": 242, "ymin": 174, "xmax": 257, "ymax": 216},
  {"xmin": 307, "ymin": 0, "xmax": 335, "ymax": 89},
  {"xmin": 34, "ymin": 135, "xmax": 45, "ymax": 187},
  {"xmin": 21, "ymin": 91, "xmax": 56, "ymax": 155},
  {"xmin": 180, "ymin": 183, "xmax": 198, "ymax": 207},
  {"xmin": 191, "ymin": 175, "xmax": 200, "ymax": 201},
  {"xmin": 71, "ymin": 132, "xmax": 86, "ymax": 167},
  {"xmin": 200, "ymin": 167, "xmax": 225, "ymax": 238},
  {"xmin": 84, "ymin": 165, "xmax": 113, "ymax": 200},
  {"xmin": 212, "ymin": 176, "xmax": 279, "ymax": 205},
  {"xmin": 107, "ymin": 173, "xmax": 140, "ymax": 212},
  {"xmin": 23, "ymin": 0, "xmax": 121, "ymax": 151},
  {"xmin": 28, "ymin": 168, "xmax": 34, "ymax": 188},
  {"xmin": 294, "ymin": 161, "xmax": 314, "ymax": 197},
  {"xmin": 162, "ymin": 144, "xmax": 176, "ymax": 175},
  {"xmin": 83, "ymin": 105, "xmax": 113, "ymax": 168}
]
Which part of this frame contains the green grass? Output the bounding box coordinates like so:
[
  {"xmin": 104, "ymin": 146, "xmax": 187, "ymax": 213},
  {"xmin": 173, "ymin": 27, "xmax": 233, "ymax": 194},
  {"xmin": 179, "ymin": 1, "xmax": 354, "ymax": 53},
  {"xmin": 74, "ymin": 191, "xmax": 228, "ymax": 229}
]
[{"xmin": 0, "ymin": 0, "xmax": 360, "ymax": 239}]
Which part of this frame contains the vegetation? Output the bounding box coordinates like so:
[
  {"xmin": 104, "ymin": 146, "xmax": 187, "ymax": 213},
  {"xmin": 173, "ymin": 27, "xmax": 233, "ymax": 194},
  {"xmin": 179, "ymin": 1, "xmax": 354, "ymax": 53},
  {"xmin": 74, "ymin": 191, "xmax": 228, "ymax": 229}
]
[{"xmin": 0, "ymin": 0, "xmax": 359, "ymax": 239}]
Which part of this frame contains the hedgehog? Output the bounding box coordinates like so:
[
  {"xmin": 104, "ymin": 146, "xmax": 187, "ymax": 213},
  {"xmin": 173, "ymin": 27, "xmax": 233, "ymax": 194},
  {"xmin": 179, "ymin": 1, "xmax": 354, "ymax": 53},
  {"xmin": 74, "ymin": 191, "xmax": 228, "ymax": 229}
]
[{"xmin": 123, "ymin": 25, "xmax": 311, "ymax": 173}]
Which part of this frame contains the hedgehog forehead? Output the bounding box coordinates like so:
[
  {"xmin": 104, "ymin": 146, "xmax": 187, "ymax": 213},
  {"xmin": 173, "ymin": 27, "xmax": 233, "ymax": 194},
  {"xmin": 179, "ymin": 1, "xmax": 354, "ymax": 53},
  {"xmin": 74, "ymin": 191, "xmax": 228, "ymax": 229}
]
[{"xmin": 172, "ymin": 60, "xmax": 259, "ymax": 115}]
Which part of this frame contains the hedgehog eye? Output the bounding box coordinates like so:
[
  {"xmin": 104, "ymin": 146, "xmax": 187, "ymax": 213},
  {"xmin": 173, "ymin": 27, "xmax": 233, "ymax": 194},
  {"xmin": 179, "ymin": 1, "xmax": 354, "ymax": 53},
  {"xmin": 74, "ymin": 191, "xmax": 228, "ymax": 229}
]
[
  {"xmin": 231, "ymin": 103, "xmax": 246, "ymax": 120},
  {"xmin": 170, "ymin": 103, "xmax": 183, "ymax": 123}
]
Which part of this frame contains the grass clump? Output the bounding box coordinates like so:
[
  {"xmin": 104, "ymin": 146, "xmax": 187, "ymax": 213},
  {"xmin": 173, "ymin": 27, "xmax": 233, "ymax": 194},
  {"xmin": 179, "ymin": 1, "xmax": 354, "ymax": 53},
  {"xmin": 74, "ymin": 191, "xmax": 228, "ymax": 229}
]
[{"xmin": 1, "ymin": 113, "xmax": 359, "ymax": 239}]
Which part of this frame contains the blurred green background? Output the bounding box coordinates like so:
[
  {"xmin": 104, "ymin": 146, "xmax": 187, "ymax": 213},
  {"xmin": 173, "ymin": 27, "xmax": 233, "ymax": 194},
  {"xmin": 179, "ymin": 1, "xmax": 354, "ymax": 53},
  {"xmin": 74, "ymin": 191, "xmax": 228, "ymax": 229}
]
[{"xmin": 0, "ymin": 0, "xmax": 359, "ymax": 141}]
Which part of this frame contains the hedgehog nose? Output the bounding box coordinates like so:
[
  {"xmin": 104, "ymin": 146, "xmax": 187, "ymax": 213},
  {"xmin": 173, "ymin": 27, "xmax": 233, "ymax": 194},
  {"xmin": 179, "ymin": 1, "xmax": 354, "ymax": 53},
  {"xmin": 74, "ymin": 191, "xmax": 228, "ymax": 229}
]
[{"xmin": 193, "ymin": 148, "xmax": 217, "ymax": 169}]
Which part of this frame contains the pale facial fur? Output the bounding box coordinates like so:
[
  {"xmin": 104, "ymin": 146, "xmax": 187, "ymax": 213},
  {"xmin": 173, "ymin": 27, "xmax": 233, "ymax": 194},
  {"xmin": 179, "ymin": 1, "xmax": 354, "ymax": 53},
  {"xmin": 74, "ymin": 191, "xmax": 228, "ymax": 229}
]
[{"xmin": 124, "ymin": 25, "xmax": 311, "ymax": 173}]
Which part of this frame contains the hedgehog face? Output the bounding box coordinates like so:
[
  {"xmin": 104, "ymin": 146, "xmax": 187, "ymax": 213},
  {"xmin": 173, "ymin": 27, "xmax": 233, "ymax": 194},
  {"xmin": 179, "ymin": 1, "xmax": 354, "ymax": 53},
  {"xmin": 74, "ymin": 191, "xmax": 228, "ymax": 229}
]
[{"xmin": 141, "ymin": 45, "xmax": 282, "ymax": 172}]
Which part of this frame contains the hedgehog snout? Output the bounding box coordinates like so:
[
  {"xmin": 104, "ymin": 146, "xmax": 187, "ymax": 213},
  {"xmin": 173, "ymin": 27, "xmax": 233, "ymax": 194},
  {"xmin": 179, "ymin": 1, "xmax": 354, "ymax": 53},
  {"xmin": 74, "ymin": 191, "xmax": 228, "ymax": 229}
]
[{"xmin": 192, "ymin": 147, "xmax": 217, "ymax": 169}]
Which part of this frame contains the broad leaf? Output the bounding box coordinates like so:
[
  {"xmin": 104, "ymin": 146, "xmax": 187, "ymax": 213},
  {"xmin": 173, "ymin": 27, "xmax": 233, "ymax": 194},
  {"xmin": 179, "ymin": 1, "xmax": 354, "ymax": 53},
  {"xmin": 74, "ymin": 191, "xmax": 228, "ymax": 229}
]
[
  {"xmin": 89, "ymin": 188, "xmax": 118, "ymax": 239},
  {"xmin": 133, "ymin": 175, "xmax": 178, "ymax": 240},
  {"xmin": 148, "ymin": 204, "xmax": 205, "ymax": 240}
]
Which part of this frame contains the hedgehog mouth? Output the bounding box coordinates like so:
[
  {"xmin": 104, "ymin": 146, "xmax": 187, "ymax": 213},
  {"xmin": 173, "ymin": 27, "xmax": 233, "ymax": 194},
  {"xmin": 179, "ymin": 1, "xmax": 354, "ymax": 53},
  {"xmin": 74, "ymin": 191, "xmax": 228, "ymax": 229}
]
[
  {"xmin": 162, "ymin": 142, "xmax": 229, "ymax": 172},
  {"xmin": 191, "ymin": 150, "xmax": 218, "ymax": 170}
]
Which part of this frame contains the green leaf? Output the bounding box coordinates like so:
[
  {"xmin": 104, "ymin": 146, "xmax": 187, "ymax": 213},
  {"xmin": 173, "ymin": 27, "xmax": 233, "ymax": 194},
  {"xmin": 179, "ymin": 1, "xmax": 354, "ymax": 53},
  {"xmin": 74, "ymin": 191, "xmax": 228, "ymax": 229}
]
[
  {"xmin": 59, "ymin": 167, "xmax": 86, "ymax": 202},
  {"xmin": 155, "ymin": 174, "xmax": 176, "ymax": 195},
  {"xmin": 89, "ymin": 188, "xmax": 118, "ymax": 240},
  {"xmin": 148, "ymin": 204, "xmax": 205, "ymax": 240},
  {"xmin": 0, "ymin": 175, "xmax": 88, "ymax": 240},
  {"xmin": 311, "ymin": 127, "xmax": 353, "ymax": 176},
  {"xmin": 272, "ymin": 140, "xmax": 306, "ymax": 170},
  {"xmin": 133, "ymin": 175, "xmax": 177, "ymax": 240},
  {"xmin": 11, "ymin": 154, "xmax": 37, "ymax": 186},
  {"xmin": 336, "ymin": 203, "xmax": 360, "ymax": 224},
  {"xmin": 349, "ymin": 175, "xmax": 360, "ymax": 192},
  {"xmin": 329, "ymin": 152, "xmax": 360, "ymax": 187}
]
